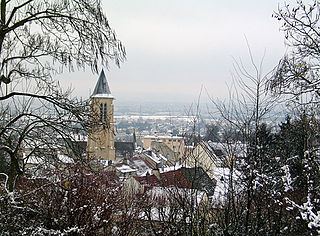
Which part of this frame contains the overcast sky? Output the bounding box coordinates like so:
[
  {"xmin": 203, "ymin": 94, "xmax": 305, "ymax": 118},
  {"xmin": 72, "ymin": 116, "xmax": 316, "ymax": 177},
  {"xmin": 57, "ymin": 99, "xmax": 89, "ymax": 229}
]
[{"xmin": 58, "ymin": 0, "xmax": 290, "ymax": 104}]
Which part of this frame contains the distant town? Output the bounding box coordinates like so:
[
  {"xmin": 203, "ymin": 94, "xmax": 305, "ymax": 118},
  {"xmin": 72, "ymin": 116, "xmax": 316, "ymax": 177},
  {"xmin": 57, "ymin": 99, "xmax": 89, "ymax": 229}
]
[{"xmin": 1, "ymin": 0, "xmax": 320, "ymax": 234}]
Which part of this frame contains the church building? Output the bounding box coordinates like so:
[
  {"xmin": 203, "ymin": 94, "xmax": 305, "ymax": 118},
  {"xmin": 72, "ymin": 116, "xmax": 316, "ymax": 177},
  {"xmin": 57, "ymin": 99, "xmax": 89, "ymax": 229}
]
[{"xmin": 87, "ymin": 70, "xmax": 115, "ymax": 161}]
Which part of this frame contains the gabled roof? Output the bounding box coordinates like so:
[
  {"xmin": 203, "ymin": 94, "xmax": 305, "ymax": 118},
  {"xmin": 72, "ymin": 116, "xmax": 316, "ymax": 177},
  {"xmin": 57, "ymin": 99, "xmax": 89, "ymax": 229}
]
[
  {"xmin": 196, "ymin": 141, "xmax": 219, "ymax": 163},
  {"xmin": 92, "ymin": 69, "xmax": 112, "ymax": 97},
  {"xmin": 206, "ymin": 141, "xmax": 247, "ymax": 158},
  {"xmin": 151, "ymin": 141, "xmax": 177, "ymax": 164}
]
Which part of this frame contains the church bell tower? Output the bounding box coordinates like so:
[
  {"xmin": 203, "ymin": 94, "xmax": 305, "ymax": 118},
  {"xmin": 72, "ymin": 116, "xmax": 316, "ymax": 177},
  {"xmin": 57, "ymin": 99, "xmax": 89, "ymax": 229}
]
[{"xmin": 87, "ymin": 69, "xmax": 115, "ymax": 161}]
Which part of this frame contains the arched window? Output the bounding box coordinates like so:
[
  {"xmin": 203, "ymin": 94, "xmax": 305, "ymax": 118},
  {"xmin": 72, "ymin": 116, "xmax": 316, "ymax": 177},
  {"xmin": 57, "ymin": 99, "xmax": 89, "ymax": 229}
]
[
  {"xmin": 104, "ymin": 104, "xmax": 107, "ymax": 122},
  {"xmin": 100, "ymin": 104, "xmax": 103, "ymax": 121}
]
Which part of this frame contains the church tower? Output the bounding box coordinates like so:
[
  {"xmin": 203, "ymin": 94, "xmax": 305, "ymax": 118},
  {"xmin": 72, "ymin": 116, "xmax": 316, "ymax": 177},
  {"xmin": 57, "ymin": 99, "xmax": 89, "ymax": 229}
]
[{"xmin": 87, "ymin": 70, "xmax": 115, "ymax": 161}]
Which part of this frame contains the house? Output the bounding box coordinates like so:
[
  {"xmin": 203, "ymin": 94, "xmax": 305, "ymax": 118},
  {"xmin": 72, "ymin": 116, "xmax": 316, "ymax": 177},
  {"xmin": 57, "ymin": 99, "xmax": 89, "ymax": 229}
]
[
  {"xmin": 183, "ymin": 141, "xmax": 243, "ymax": 178},
  {"xmin": 66, "ymin": 133, "xmax": 88, "ymax": 158},
  {"xmin": 124, "ymin": 167, "xmax": 216, "ymax": 199},
  {"xmin": 139, "ymin": 150, "xmax": 168, "ymax": 169},
  {"xmin": 122, "ymin": 167, "xmax": 216, "ymax": 227},
  {"xmin": 98, "ymin": 156, "xmax": 152, "ymax": 178},
  {"xmin": 143, "ymin": 135, "xmax": 185, "ymax": 159},
  {"xmin": 150, "ymin": 141, "xmax": 178, "ymax": 165},
  {"xmin": 183, "ymin": 141, "xmax": 224, "ymax": 178}
]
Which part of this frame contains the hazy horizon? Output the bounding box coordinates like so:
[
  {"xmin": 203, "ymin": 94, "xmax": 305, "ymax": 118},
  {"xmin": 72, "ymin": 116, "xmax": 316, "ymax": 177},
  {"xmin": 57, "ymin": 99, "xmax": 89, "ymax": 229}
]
[{"xmin": 56, "ymin": 0, "xmax": 289, "ymax": 104}]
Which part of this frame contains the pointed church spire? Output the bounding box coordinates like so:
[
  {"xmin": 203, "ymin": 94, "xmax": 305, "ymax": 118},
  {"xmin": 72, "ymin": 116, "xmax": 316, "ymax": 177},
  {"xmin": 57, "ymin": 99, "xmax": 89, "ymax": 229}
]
[{"xmin": 92, "ymin": 69, "xmax": 112, "ymax": 97}]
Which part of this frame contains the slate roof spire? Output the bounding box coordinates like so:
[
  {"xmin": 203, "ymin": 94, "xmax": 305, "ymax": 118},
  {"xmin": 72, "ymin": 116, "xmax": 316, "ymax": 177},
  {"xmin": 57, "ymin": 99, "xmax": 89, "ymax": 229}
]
[{"xmin": 92, "ymin": 69, "xmax": 112, "ymax": 97}]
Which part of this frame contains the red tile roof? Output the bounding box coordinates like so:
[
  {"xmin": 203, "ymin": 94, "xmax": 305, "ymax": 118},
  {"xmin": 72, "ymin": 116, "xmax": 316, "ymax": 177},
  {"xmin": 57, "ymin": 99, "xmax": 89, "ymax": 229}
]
[{"xmin": 134, "ymin": 170, "xmax": 191, "ymax": 189}]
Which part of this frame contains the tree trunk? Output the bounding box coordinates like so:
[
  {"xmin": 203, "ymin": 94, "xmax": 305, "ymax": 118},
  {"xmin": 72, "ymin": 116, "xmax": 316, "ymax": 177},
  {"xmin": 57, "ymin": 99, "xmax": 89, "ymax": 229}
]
[{"xmin": 8, "ymin": 155, "xmax": 20, "ymax": 192}]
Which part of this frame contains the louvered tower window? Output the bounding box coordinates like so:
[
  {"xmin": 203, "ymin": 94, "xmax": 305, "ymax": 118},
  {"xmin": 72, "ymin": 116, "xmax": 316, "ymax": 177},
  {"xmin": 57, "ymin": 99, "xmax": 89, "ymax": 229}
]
[
  {"xmin": 104, "ymin": 104, "xmax": 107, "ymax": 122},
  {"xmin": 100, "ymin": 104, "xmax": 103, "ymax": 121}
]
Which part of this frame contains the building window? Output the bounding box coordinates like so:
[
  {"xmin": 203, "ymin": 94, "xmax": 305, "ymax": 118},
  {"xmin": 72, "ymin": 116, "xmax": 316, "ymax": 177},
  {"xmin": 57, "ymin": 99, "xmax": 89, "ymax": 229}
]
[
  {"xmin": 100, "ymin": 104, "xmax": 103, "ymax": 121},
  {"xmin": 104, "ymin": 104, "xmax": 107, "ymax": 122}
]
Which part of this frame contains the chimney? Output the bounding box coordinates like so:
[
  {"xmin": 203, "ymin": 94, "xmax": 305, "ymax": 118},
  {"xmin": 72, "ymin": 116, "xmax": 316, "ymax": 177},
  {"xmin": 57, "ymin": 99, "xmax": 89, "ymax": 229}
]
[{"xmin": 152, "ymin": 168, "xmax": 161, "ymax": 180}]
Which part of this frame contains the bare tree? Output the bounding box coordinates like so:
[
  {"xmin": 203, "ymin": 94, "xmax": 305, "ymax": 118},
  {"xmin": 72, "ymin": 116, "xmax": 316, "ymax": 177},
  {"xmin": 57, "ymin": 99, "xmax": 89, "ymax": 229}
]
[
  {"xmin": 0, "ymin": 0, "xmax": 125, "ymax": 84},
  {"xmin": 142, "ymin": 178, "xmax": 214, "ymax": 235},
  {"xmin": 270, "ymin": 0, "xmax": 320, "ymax": 105},
  {"xmin": 208, "ymin": 43, "xmax": 288, "ymax": 234},
  {"xmin": 0, "ymin": 0, "xmax": 125, "ymax": 191},
  {"xmin": 268, "ymin": 1, "xmax": 320, "ymax": 232},
  {"xmin": 0, "ymin": 164, "xmax": 128, "ymax": 234}
]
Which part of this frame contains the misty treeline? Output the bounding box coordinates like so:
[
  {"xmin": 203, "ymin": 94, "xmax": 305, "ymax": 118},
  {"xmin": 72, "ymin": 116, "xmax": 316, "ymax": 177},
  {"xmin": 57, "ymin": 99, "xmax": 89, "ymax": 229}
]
[{"xmin": 0, "ymin": 0, "xmax": 320, "ymax": 235}]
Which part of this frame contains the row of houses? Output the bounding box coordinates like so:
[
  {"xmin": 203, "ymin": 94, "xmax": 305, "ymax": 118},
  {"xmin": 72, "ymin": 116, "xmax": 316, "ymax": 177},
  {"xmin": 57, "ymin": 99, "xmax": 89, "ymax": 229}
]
[
  {"xmin": 13, "ymin": 71, "xmax": 247, "ymax": 234},
  {"xmin": 24, "ymin": 131, "xmax": 242, "ymax": 190},
  {"xmin": 22, "ymin": 71, "xmax": 245, "ymax": 208}
]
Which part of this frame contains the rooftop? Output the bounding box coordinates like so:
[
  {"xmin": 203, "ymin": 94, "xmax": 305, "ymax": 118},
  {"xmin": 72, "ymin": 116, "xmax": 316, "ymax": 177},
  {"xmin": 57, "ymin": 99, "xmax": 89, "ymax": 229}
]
[
  {"xmin": 134, "ymin": 169, "xmax": 191, "ymax": 189},
  {"xmin": 92, "ymin": 69, "xmax": 113, "ymax": 98}
]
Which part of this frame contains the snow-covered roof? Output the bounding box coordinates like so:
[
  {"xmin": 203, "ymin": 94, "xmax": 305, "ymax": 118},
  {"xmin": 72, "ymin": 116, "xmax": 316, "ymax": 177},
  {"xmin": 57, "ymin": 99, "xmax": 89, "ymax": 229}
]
[
  {"xmin": 24, "ymin": 156, "xmax": 44, "ymax": 165},
  {"xmin": 211, "ymin": 167, "xmax": 243, "ymax": 205},
  {"xmin": 116, "ymin": 164, "xmax": 137, "ymax": 173},
  {"xmin": 149, "ymin": 186, "xmax": 205, "ymax": 204},
  {"xmin": 159, "ymin": 163, "xmax": 182, "ymax": 173},
  {"xmin": 131, "ymin": 158, "xmax": 152, "ymax": 176},
  {"xmin": 144, "ymin": 152, "xmax": 161, "ymax": 164},
  {"xmin": 207, "ymin": 141, "xmax": 247, "ymax": 158},
  {"xmin": 159, "ymin": 154, "xmax": 167, "ymax": 162}
]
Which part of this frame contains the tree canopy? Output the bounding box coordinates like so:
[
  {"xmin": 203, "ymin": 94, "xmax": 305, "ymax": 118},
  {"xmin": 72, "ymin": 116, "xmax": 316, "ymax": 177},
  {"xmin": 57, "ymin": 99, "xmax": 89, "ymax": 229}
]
[
  {"xmin": 270, "ymin": 0, "xmax": 320, "ymax": 105},
  {"xmin": 0, "ymin": 0, "xmax": 125, "ymax": 191},
  {"xmin": 0, "ymin": 0, "xmax": 125, "ymax": 89}
]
